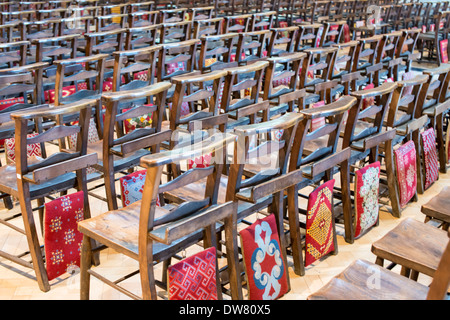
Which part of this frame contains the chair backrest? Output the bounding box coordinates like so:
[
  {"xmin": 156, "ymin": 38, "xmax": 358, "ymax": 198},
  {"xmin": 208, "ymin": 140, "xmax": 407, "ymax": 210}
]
[
  {"xmin": 387, "ymin": 74, "xmax": 429, "ymax": 130},
  {"xmin": 198, "ymin": 33, "xmax": 240, "ymax": 72},
  {"xmin": 0, "ymin": 62, "xmax": 48, "ymax": 107},
  {"xmin": 192, "ymin": 17, "xmax": 223, "ymax": 39},
  {"xmin": 19, "ymin": 19, "xmax": 61, "ymax": 42},
  {"xmin": 60, "ymin": 16, "xmax": 95, "ymax": 36},
  {"xmin": 220, "ymin": 60, "xmax": 268, "ymax": 114},
  {"xmin": 250, "ymin": 11, "xmax": 276, "ymax": 31},
  {"xmin": 434, "ymin": 11, "xmax": 450, "ymax": 66},
  {"xmin": 10, "ymin": 99, "xmax": 99, "ymax": 201},
  {"xmin": 0, "ymin": 41, "xmax": 28, "ymax": 68},
  {"xmin": 160, "ymin": 21, "xmax": 192, "ymax": 43},
  {"xmin": 95, "ymin": 13, "xmax": 129, "ymax": 32},
  {"xmin": 160, "ymin": 8, "xmax": 188, "ymax": 23},
  {"xmin": 84, "ymin": 28, "xmax": 127, "ymax": 59},
  {"xmin": 320, "ymin": 21, "xmax": 346, "ymax": 48},
  {"xmin": 157, "ymin": 39, "xmax": 198, "ymax": 82},
  {"xmin": 267, "ymin": 26, "xmax": 298, "ymax": 57},
  {"xmin": 296, "ymin": 23, "xmax": 323, "ymax": 51},
  {"xmin": 416, "ymin": 64, "xmax": 450, "ymax": 118},
  {"xmin": 290, "ymin": 96, "xmax": 357, "ymax": 171},
  {"xmin": 112, "ymin": 45, "xmax": 161, "ymax": 92},
  {"xmin": 128, "ymin": 1, "xmax": 155, "ymax": 13},
  {"xmin": 189, "ymin": 6, "xmax": 215, "ymax": 21},
  {"xmin": 141, "ymin": 133, "xmax": 242, "ymax": 300},
  {"xmin": 101, "ymin": 81, "xmax": 171, "ymax": 169},
  {"xmin": 395, "ymin": 28, "xmax": 421, "ymax": 73},
  {"xmin": 31, "ymin": 34, "xmax": 79, "ymax": 66},
  {"xmin": 300, "ymin": 47, "xmax": 337, "ymax": 90},
  {"xmin": 330, "ymin": 40, "xmax": 359, "ymax": 80},
  {"xmin": 343, "ymin": 81, "xmax": 398, "ymax": 150},
  {"xmin": 169, "ymin": 70, "xmax": 228, "ymax": 132},
  {"xmin": 223, "ymin": 14, "xmax": 252, "ymax": 33}
]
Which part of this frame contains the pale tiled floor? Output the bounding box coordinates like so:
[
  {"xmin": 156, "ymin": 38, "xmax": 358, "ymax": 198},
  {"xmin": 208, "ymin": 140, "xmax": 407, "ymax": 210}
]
[{"xmin": 0, "ymin": 160, "xmax": 447, "ymax": 300}]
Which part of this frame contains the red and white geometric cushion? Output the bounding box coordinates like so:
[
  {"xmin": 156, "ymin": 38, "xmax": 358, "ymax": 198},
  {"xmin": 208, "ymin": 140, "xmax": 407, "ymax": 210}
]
[
  {"xmin": 167, "ymin": 247, "xmax": 218, "ymax": 300},
  {"xmin": 239, "ymin": 214, "xmax": 289, "ymax": 300},
  {"xmin": 354, "ymin": 161, "xmax": 380, "ymax": 238},
  {"xmin": 305, "ymin": 179, "xmax": 336, "ymax": 267},
  {"xmin": 44, "ymin": 191, "xmax": 85, "ymax": 281},
  {"xmin": 421, "ymin": 128, "xmax": 439, "ymax": 190},
  {"xmin": 394, "ymin": 140, "xmax": 417, "ymax": 208}
]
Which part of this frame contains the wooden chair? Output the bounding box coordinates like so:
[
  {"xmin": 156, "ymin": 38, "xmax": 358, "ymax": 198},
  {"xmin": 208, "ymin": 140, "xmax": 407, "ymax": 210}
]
[
  {"xmin": 189, "ymin": 6, "xmax": 215, "ymax": 21},
  {"xmin": 111, "ymin": 45, "xmax": 161, "ymax": 92},
  {"xmin": 98, "ymin": 82, "xmax": 172, "ymax": 211},
  {"xmin": 330, "ymin": 40, "xmax": 359, "ymax": 81},
  {"xmin": 319, "ymin": 20, "xmax": 347, "ymax": 48},
  {"xmin": 83, "ymin": 28, "xmax": 127, "ymax": 66},
  {"xmin": 0, "ymin": 99, "xmax": 99, "ymax": 292},
  {"xmin": 79, "ymin": 133, "xmax": 243, "ymax": 300},
  {"xmin": 287, "ymin": 96, "xmax": 357, "ymax": 275},
  {"xmin": 59, "ymin": 15, "xmax": 95, "ymax": 37},
  {"xmin": 223, "ymin": 14, "xmax": 252, "ymax": 33},
  {"xmin": 308, "ymin": 228, "xmax": 450, "ymax": 300},
  {"xmin": 395, "ymin": 28, "xmax": 421, "ymax": 75}
]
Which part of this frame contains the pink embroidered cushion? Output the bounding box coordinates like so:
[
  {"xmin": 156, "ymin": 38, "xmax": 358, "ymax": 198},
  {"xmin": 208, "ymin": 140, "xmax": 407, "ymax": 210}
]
[
  {"xmin": 167, "ymin": 247, "xmax": 218, "ymax": 300},
  {"xmin": 239, "ymin": 214, "xmax": 289, "ymax": 300},
  {"xmin": 305, "ymin": 179, "xmax": 336, "ymax": 267},
  {"xmin": 354, "ymin": 161, "xmax": 381, "ymax": 238}
]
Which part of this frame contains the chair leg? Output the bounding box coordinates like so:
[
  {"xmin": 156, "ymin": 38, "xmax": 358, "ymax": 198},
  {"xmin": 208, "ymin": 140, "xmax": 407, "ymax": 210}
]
[
  {"xmin": 384, "ymin": 139, "xmax": 402, "ymax": 218},
  {"xmin": 287, "ymin": 185, "xmax": 305, "ymax": 276},
  {"xmin": 80, "ymin": 234, "xmax": 93, "ymax": 300}
]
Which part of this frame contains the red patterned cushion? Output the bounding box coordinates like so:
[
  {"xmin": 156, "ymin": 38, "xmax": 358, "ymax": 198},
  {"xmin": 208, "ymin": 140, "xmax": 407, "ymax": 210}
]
[
  {"xmin": 305, "ymin": 179, "xmax": 336, "ymax": 267},
  {"xmin": 120, "ymin": 169, "xmax": 160, "ymax": 207},
  {"xmin": 239, "ymin": 214, "xmax": 289, "ymax": 300},
  {"xmin": 187, "ymin": 153, "xmax": 212, "ymax": 170},
  {"xmin": 354, "ymin": 161, "xmax": 380, "ymax": 238},
  {"xmin": 362, "ymin": 83, "xmax": 375, "ymax": 109},
  {"xmin": 310, "ymin": 100, "xmax": 326, "ymax": 131},
  {"xmin": 394, "ymin": 140, "xmax": 417, "ymax": 208},
  {"xmin": 44, "ymin": 191, "xmax": 84, "ymax": 281},
  {"xmin": 167, "ymin": 247, "xmax": 218, "ymax": 300},
  {"xmin": 440, "ymin": 39, "xmax": 448, "ymax": 64},
  {"xmin": 5, "ymin": 133, "xmax": 42, "ymax": 164},
  {"xmin": 421, "ymin": 128, "xmax": 439, "ymax": 190}
]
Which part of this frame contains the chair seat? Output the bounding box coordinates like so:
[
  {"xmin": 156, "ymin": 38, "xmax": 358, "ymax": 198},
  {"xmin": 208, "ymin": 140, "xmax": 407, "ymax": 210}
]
[
  {"xmin": 307, "ymin": 259, "xmax": 429, "ymax": 300},
  {"xmin": 371, "ymin": 218, "xmax": 448, "ymax": 277},
  {"xmin": 421, "ymin": 186, "xmax": 450, "ymax": 224},
  {"xmin": 77, "ymin": 200, "xmax": 206, "ymax": 261},
  {"xmin": 0, "ymin": 162, "xmax": 76, "ymax": 200}
]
